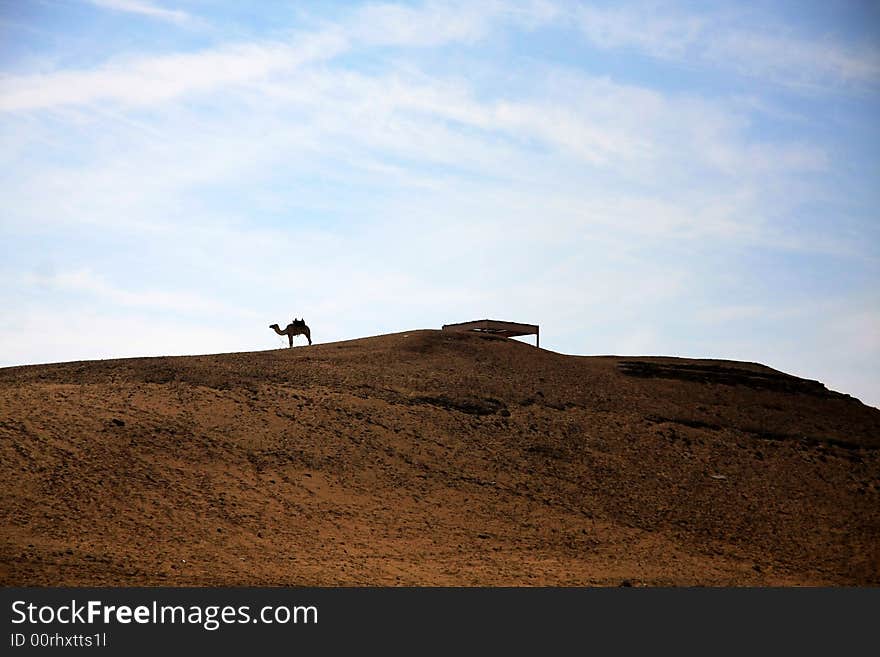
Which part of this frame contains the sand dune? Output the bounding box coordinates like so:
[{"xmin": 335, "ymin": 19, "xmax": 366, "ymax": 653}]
[{"xmin": 1, "ymin": 329, "xmax": 878, "ymax": 585}]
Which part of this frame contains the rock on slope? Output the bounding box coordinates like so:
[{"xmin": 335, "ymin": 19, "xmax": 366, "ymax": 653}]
[{"xmin": 1, "ymin": 329, "xmax": 878, "ymax": 586}]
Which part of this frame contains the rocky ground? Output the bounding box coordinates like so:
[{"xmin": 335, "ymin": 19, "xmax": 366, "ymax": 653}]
[{"xmin": 1, "ymin": 329, "xmax": 878, "ymax": 586}]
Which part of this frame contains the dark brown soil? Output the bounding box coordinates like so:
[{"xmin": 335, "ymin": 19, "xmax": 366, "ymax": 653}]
[{"xmin": 1, "ymin": 329, "xmax": 878, "ymax": 586}]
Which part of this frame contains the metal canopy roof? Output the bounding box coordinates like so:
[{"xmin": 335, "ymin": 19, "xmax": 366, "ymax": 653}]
[{"xmin": 441, "ymin": 319, "xmax": 540, "ymax": 347}]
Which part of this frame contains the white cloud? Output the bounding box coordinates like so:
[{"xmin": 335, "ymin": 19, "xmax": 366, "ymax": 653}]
[
  {"xmin": 0, "ymin": 34, "xmax": 347, "ymax": 111},
  {"xmin": 351, "ymin": 1, "xmax": 496, "ymax": 46},
  {"xmin": 86, "ymin": 0, "xmax": 192, "ymax": 25},
  {"xmin": 577, "ymin": 5, "xmax": 708, "ymax": 59},
  {"xmin": 0, "ymin": 1, "xmax": 517, "ymax": 112},
  {"xmin": 575, "ymin": 4, "xmax": 880, "ymax": 90},
  {"xmin": 0, "ymin": 57, "xmax": 830, "ymax": 257},
  {"xmin": 4, "ymin": 1, "xmax": 875, "ymax": 117},
  {"xmin": 23, "ymin": 269, "xmax": 258, "ymax": 319},
  {"xmin": 712, "ymin": 29, "xmax": 880, "ymax": 89},
  {"xmin": 349, "ymin": 0, "xmax": 563, "ymax": 46}
]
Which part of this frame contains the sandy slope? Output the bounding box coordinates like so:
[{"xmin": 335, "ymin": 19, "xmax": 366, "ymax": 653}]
[{"xmin": 1, "ymin": 330, "xmax": 878, "ymax": 586}]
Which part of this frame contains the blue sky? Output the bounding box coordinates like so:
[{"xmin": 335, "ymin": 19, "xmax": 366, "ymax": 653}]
[{"xmin": 1, "ymin": 0, "xmax": 878, "ymax": 406}]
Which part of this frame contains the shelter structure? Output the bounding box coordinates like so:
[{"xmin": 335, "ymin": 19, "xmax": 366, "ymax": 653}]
[{"xmin": 441, "ymin": 319, "xmax": 540, "ymax": 348}]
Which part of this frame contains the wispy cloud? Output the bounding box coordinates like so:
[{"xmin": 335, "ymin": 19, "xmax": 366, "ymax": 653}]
[
  {"xmin": 1, "ymin": 2, "xmax": 517, "ymax": 112},
  {"xmin": 85, "ymin": 0, "xmax": 191, "ymax": 26},
  {"xmin": 0, "ymin": 53, "xmax": 835, "ymax": 288},
  {"xmin": 23, "ymin": 269, "xmax": 257, "ymax": 318},
  {"xmin": 5, "ymin": 1, "xmax": 876, "ymax": 116},
  {"xmin": 0, "ymin": 35, "xmax": 346, "ymax": 111},
  {"xmin": 1, "ymin": 60, "xmax": 828, "ymax": 260},
  {"xmin": 574, "ymin": 3, "xmax": 880, "ymax": 91}
]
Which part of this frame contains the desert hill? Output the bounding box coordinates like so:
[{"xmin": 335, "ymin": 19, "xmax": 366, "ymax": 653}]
[{"xmin": 1, "ymin": 329, "xmax": 878, "ymax": 585}]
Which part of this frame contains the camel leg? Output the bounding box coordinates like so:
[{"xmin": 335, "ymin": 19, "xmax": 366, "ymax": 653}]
[
  {"xmin": 288, "ymin": 333, "xmax": 293, "ymax": 348},
  {"xmin": 305, "ymin": 329, "xmax": 312, "ymax": 346}
]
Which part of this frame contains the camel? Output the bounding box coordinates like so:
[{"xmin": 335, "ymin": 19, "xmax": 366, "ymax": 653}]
[{"xmin": 270, "ymin": 318, "xmax": 312, "ymax": 347}]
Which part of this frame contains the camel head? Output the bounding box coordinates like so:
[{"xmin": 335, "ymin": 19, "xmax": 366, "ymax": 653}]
[{"xmin": 269, "ymin": 323, "xmax": 279, "ymax": 330}]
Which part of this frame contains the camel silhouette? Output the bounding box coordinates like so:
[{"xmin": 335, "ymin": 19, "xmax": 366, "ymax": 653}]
[{"xmin": 270, "ymin": 318, "xmax": 312, "ymax": 347}]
